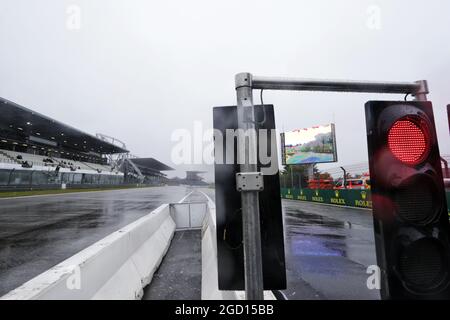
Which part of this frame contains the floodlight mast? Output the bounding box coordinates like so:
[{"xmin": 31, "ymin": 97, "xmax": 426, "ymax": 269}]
[{"xmin": 234, "ymin": 72, "xmax": 428, "ymax": 300}]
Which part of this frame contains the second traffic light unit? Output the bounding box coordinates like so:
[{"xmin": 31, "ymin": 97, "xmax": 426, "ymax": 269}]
[{"xmin": 365, "ymin": 100, "xmax": 450, "ymax": 299}]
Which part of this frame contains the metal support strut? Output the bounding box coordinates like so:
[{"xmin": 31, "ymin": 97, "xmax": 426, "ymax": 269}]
[{"xmin": 251, "ymin": 76, "xmax": 428, "ymax": 99}]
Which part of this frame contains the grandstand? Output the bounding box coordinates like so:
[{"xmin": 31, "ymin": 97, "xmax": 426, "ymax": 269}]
[
  {"xmin": 122, "ymin": 157, "xmax": 174, "ymax": 184},
  {"xmin": 0, "ymin": 97, "xmax": 170, "ymax": 190},
  {"xmin": 168, "ymin": 171, "xmax": 208, "ymax": 186}
]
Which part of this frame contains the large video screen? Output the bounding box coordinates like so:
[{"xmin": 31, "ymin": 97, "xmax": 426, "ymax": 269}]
[{"xmin": 281, "ymin": 123, "xmax": 337, "ymax": 165}]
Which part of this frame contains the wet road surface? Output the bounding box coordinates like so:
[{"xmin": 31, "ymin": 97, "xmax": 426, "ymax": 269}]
[
  {"xmin": 0, "ymin": 186, "xmax": 190, "ymax": 296},
  {"xmin": 0, "ymin": 186, "xmax": 381, "ymax": 300},
  {"xmin": 143, "ymin": 190, "xmax": 205, "ymax": 300},
  {"xmin": 282, "ymin": 200, "xmax": 380, "ymax": 300},
  {"xmin": 143, "ymin": 230, "xmax": 202, "ymax": 300},
  {"xmin": 200, "ymin": 188, "xmax": 379, "ymax": 299}
]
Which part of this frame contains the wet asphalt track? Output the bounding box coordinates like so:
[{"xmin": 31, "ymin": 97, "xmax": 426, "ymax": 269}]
[
  {"xmin": 0, "ymin": 186, "xmax": 380, "ymax": 299},
  {"xmin": 0, "ymin": 186, "xmax": 190, "ymax": 296},
  {"xmin": 282, "ymin": 200, "xmax": 379, "ymax": 300},
  {"xmin": 200, "ymin": 189, "xmax": 380, "ymax": 300}
]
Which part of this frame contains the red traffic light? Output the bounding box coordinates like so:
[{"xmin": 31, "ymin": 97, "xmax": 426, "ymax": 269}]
[
  {"xmin": 388, "ymin": 117, "xmax": 430, "ymax": 165},
  {"xmin": 366, "ymin": 101, "xmax": 450, "ymax": 299}
]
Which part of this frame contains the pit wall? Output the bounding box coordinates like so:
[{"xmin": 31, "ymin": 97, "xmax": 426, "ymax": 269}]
[
  {"xmin": 281, "ymin": 188, "xmax": 450, "ymax": 214},
  {"xmin": 1, "ymin": 204, "xmax": 175, "ymax": 300}
]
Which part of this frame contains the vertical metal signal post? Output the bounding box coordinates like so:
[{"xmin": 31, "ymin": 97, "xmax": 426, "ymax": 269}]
[
  {"xmin": 234, "ymin": 72, "xmax": 428, "ymax": 300},
  {"xmin": 235, "ymin": 73, "xmax": 264, "ymax": 300}
]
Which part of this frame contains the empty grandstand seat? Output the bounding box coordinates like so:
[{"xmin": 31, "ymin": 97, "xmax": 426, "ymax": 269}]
[{"xmin": 0, "ymin": 149, "xmax": 118, "ymax": 174}]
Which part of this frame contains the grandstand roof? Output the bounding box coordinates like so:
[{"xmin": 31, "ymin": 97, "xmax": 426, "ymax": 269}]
[
  {"xmin": 0, "ymin": 97, "xmax": 128, "ymax": 154},
  {"xmin": 130, "ymin": 158, "xmax": 174, "ymax": 171}
]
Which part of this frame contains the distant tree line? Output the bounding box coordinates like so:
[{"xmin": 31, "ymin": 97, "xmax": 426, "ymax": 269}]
[{"xmin": 298, "ymin": 133, "xmax": 334, "ymax": 154}]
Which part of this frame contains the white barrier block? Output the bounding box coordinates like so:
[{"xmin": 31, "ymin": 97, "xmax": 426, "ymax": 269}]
[
  {"xmin": 1, "ymin": 204, "xmax": 176, "ymax": 300},
  {"xmin": 190, "ymin": 203, "xmax": 207, "ymax": 228},
  {"xmin": 200, "ymin": 194, "xmax": 238, "ymax": 300},
  {"xmin": 93, "ymin": 259, "xmax": 143, "ymax": 300},
  {"xmin": 199, "ymin": 191, "xmax": 276, "ymax": 301},
  {"xmin": 130, "ymin": 217, "xmax": 176, "ymax": 287},
  {"xmin": 171, "ymin": 204, "xmax": 190, "ymax": 229}
]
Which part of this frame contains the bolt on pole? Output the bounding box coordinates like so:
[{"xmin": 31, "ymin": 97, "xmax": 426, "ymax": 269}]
[{"xmin": 235, "ymin": 73, "xmax": 264, "ymax": 300}]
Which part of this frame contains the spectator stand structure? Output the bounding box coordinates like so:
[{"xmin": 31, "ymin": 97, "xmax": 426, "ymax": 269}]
[{"xmin": 0, "ymin": 97, "xmax": 170, "ymax": 190}]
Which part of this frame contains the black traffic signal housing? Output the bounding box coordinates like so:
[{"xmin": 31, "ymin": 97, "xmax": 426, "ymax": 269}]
[
  {"xmin": 213, "ymin": 105, "xmax": 286, "ymax": 290},
  {"xmin": 447, "ymin": 104, "xmax": 450, "ymax": 134},
  {"xmin": 365, "ymin": 100, "xmax": 450, "ymax": 299}
]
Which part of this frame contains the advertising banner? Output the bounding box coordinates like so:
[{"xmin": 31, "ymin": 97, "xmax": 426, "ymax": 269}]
[{"xmin": 282, "ymin": 188, "xmax": 450, "ymax": 214}]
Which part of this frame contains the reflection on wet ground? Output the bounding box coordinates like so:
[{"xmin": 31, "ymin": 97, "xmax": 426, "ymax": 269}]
[
  {"xmin": 283, "ymin": 200, "xmax": 380, "ymax": 300},
  {"xmin": 285, "ymin": 211, "xmax": 347, "ymax": 257},
  {"xmin": 0, "ymin": 186, "xmax": 190, "ymax": 296},
  {"xmin": 199, "ymin": 189, "xmax": 379, "ymax": 299},
  {"xmin": 0, "ymin": 186, "xmax": 381, "ymax": 300}
]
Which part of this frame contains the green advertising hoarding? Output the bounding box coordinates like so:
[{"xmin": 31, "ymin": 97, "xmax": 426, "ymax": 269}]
[
  {"xmin": 281, "ymin": 188, "xmax": 372, "ymax": 209},
  {"xmin": 281, "ymin": 188, "xmax": 450, "ymax": 214}
]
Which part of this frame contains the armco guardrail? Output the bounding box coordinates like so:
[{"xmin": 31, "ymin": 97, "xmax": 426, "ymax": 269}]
[
  {"xmin": 282, "ymin": 188, "xmax": 450, "ymax": 214},
  {"xmin": 1, "ymin": 204, "xmax": 175, "ymax": 300},
  {"xmin": 200, "ymin": 192, "xmax": 275, "ymax": 300}
]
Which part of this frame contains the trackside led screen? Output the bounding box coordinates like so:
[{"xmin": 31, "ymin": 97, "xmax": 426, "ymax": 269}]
[{"xmin": 281, "ymin": 123, "xmax": 338, "ymax": 165}]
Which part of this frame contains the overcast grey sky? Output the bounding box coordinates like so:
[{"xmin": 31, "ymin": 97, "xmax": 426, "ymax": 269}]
[{"xmin": 1, "ymin": 0, "xmax": 449, "ymax": 180}]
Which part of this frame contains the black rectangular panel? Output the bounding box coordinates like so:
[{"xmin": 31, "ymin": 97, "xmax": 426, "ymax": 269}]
[
  {"xmin": 280, "ymin": 132, "xmax": 286, "ymax": 165},
  {"xmin": 447, "ymin": 104, "xmax": 450, "ymax": 134},
  {"xmin": 213, "ymin": 105, "xmax": 286, "ymax": 290}
]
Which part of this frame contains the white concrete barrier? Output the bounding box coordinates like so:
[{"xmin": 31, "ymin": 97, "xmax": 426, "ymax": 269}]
[
  {"xmin": 170, "ymin": 202, "xmax": 207, "ymax": 230},
  {"xmin": 1, "ymin": 204, "xmax": 175, "ymax": 300},
  {"xmin": 200, "ymin": 192, "xmax": 275, "ymax": 300}
]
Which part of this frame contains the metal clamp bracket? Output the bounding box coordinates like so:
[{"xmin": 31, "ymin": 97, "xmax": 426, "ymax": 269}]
[{"xmin": 236, "ymin": 172, "xmax": 264, "ymax": 192}]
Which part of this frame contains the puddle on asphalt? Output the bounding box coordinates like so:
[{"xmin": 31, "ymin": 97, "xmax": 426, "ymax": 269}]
[
  {"xmin": 288, "ymin": 235, "xmax": 346, "ymax": 258},
  {"xmin": 285, "ymin": 208, "xmax": 347, "ymax": 258}
]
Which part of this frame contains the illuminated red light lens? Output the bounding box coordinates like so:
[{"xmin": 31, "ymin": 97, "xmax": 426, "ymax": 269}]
[{"xmin": 388, "ymin": 119, "xmax": 429, "ymax": 165}]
